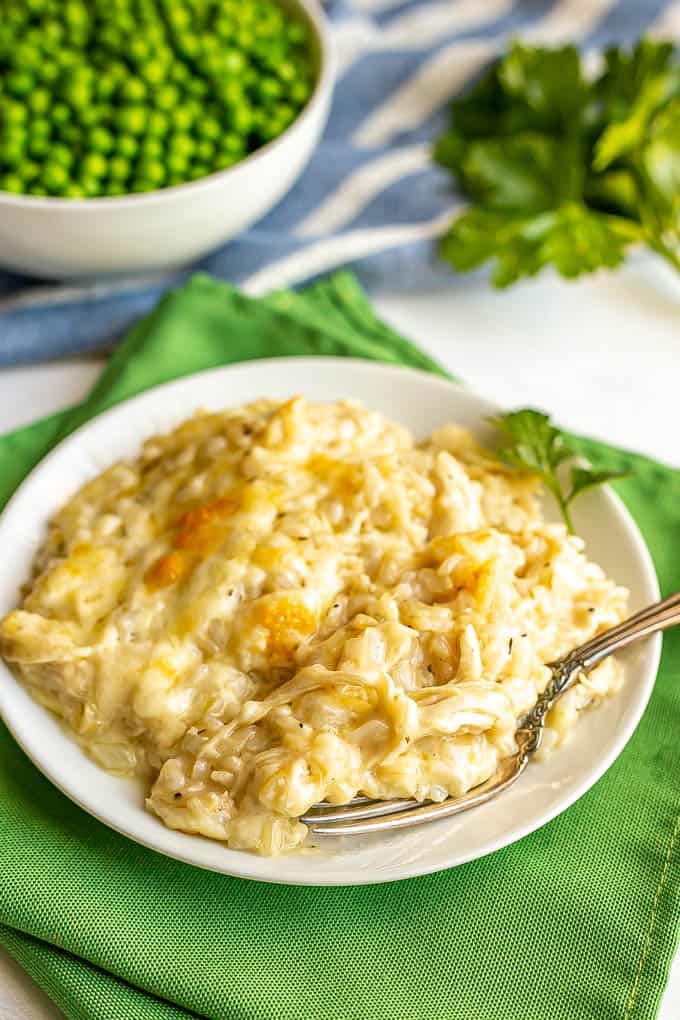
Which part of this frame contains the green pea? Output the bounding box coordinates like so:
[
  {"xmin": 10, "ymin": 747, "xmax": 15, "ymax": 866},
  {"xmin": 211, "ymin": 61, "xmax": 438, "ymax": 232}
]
[
  {"xmin": 64, "ymin": 183, "xmax": 87, "ymax": 198},
  {"xmin": 40, "ymin": 61, "xmax": 60, "ymax": 84},
  {"xmin": 3, "ymin": 102, "xmax": 28, "ymax": 127},
  {"xmin": 186, "ymin": 76, "xmax": 209, "ymax": 98},
  {"xmin": 141, "ymin": 59, "xmax": 168, "ymax": 86},
  {"xmin": 22, "ymin": 160, "xmax": 41, "ymax": 182},
  {"xmin": 29, "ymin": 117, "xmax": 50, "ymax": 139},
  {"xmin": 80, "ymin": 152, "xmax": 108, "ymax": 178},
  {"xmin": 108, "ymin": 155, "xmax": 130, "ymax": 181},
  {"xmin": 202, "ymin": 35, "xmax": 220, "ymax": 56},
  {"xmin": 64, "ymin": 81, "xmax": 92, "ymax": 110},
  {"xmin": 198, "ymin": 116, "xmax": 222, "ymax": 142},
  {"xmin": 98, "ymin": 26, "xmax": 122, "ymax": 52},
  {"xmin": 117, "ymin": 134, "xmax": 138, "ymax": 158},
  {"xmin": 155, "ymin": 83, "xmax": 180, "ymax": 111},
  {"xmin": 42, "ymin": 162, "xmax": 70, "ymax": 193},
  {"xmin": 116, "ymin": 106, "xmax": 147, "ymax": 135},
  {"xmin": 277, "ymin": 61, "xmax": 297, "ymax": 84},
  {"xmin": 259, "ymin": 77, "xmax": 282, "ymax": 102},
  {"xmin": 96, "ymin": 75, "xmax": 119, "ymax": 101},
  {"xmin": 236, "ymin": 29, "xmax": 255, "ymax": 51},
  {"xmin": 29, "ymin": 185, "xmax": 49, "ymax": 196},
  {"xmin": 217, "ymin": 79, "xmax": 245, "ymax": 108},
  {"xmin": 89, "ymin": 126, "xmax": 115, "ymax": 153},
  {"xmin": 165, "ymin": 152, "xmax": 188, "ymax": 176},
  {"xmin": 64, "ymin": 1, "xmax": 90, "ymax": 29},
  {"xmin": 147, "ymin": 110, "xmax": 169, "ymax": 137},
  {"xmin": 120, "ymin": 76, "xmax": 147, "ymax": 103},
  {"xmin": 273, "ymin": 102, "xmax": 295, "ymax": 126},
  {"xmin": 136, "ymin": 159, "xmax": 165, "ymax": 186},
  {"xmin": 6, "ymin": 70, "xmax": 34, "ymax": 97},
  {"xmin": 44, "ymin": 20, "xmax": 65, "ymax": 44},
  {"xmin": 168, "ymin": 133, "xmax": 195, "ymax": 158},
  {"xmin": 289, "ymin": 79, "xmax": 311, "ymax": 105},
  {"xmin": 144, "ymin": 23, "xmax": 166, "ymax": 46},
  {"xmin": 224, "ymin": 50, "xmax": 246, "ymax": 75},
  {"xmin": 51, "ymin": 144, "xmax": 74, "ymax": 168},
  {"xmin": 29, "ymin": 89, "xmax": 51, "ymax": 116},
  {"xmin": 195, "ymin": 139, "xmax": 215, "ymax": 162},
  {"xmin": 176, "ymin": 34, "xmax": 201, "ymax": 60},
  {"xmin": 78, "ymin": 105, "xmax": 102, "ymax": 127},
  {"xmin": 230, "ymin": 105, "xmax": 253, "ymax": 135},
  {"xmin": 128, "ymin": 37, "xmax": 151, "ymax": 63},
  {"xmin": 79, "ymin": 176, "xmax": 101, "ymax": 197},
  {"xmin": 221, "ymin": 132, "xmax": 244, "ymax": 155},
  {"xmin": 202, "ymin": 52, "xmax": 224, "ymax": 78},
  {"xmin": 131, "ymin": 178, "xmax": 156, "ymax": 193},
  {"xmin": 51, "ymin": 103, "xmax": 71, "ymax": 127},
  {"xmin": 14, "ymin": 43, "xmax": 43, "ymax": 71},
  {"xmin": 172, "ymin": 105, "xmax": 195, "ymax": 132},
  {"xmin": 215, "ymin": 17, "xmax": 235, "ymax": 40},
  {"xmin": 56, "ymin": 50, "xmax": 79, "ymax": 70},
  {"xmin": 213, "ymin": 152, "xmax": 239, "ymax": 171},
  {"xmin": 167, "ymin": 5, "xmax": 191, "ymax": 30},
  {"xmin": 105, "ymin": 182, "xmax": 127, "ymax": 196},
  {"xmin": 1, "ymin": 142, "xmax": 24, "ymax": 167},
  {"xmin": 170, "ymin": 63, "xmax": 191, "ymax": 86},
  {"xmin": 28, "ymin": 135, "xmax": 50, "ymax": 158},
  {"xmin": 1, "ymin": 172, "xmax": 24, "ymax": 194},
  {"xmin": 286, "ymin": 21, "xmax": 308, "ymax": 46},
  {"xmin": 190, "ymin": 163, "xmax": 210, "ymax": 180}
]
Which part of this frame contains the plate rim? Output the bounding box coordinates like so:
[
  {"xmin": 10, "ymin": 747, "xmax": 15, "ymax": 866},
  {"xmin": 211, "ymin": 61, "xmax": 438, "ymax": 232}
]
[{"xmin": 0, "ymin": 356, "xmax": 662, "ymax": 885}]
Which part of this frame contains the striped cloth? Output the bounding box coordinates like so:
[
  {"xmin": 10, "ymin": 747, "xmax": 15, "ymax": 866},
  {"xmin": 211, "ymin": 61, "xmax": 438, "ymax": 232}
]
[{"xmin": 2, "ymin": 0, "xmax": 678, "ymax": 365}]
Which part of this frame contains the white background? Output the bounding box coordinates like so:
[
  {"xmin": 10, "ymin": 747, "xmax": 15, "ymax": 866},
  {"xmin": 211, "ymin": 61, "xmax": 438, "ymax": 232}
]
[{"xmin": 0, "ymin": 262, "xmax": 678, "ymax": 1017}]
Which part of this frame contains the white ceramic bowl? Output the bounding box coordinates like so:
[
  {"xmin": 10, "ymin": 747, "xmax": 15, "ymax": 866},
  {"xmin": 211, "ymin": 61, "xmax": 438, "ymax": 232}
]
[
  {"xmin": 0, "ymin": 0, "xmax": 333, "ymax": 280},
  {"xmin": 0, "ymin": 358, "xmax": 661, "ymax": 886}
]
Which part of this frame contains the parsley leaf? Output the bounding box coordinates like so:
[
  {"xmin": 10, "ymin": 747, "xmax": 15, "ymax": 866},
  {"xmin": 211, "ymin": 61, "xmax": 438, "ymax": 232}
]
[
  {"xmin": 435, "ymin": 38, "xmax": 680, "ymax": 286},
  {"xmin": 490, "ymin": 409, "xmax": 628, "ymax": 531}
]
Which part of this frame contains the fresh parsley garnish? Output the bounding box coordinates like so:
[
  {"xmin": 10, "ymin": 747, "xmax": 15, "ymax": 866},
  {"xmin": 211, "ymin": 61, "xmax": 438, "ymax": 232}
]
[
  {"xmin": 434, "ymin": 38, "xmax": 680, "ymax": 286},
  {"xmin": 489, "ymin": 409, "xmax": 628, "ymax": 531}
]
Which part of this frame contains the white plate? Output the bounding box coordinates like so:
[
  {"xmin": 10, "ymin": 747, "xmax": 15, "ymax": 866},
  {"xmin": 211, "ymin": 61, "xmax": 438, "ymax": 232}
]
[{"xmin": 0, "ymin": 358, "xmax": 661, "ymax": 886}]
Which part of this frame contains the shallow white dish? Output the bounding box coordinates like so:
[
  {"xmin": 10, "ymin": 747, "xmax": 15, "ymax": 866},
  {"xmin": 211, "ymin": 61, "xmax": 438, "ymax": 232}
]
[
  {"xmin": 0, "ymin": 0, "xmax": 332, "ymax": 280},
  {"xmin": 0, "ymin": 357, "xmax": 661, "ymax": 885}
]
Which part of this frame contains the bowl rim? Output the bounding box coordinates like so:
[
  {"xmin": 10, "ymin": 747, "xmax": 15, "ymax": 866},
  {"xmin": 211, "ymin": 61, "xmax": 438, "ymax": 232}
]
[{"xmin": 0, "ymin": 0, "xmax": 333, "ymax": 211}]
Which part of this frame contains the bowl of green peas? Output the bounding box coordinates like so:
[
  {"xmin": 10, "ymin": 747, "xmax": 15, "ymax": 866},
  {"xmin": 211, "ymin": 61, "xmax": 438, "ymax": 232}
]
[{"xmin": 0, "ymin": 0, "xmax": 333, "ymax": 279}]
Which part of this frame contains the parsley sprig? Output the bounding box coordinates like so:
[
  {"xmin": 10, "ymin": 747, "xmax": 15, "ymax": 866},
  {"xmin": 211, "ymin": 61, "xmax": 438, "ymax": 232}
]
[
  {"xmin": 490, "ymin": 410, "xmax": 628, "ymax": 532},
  {"xmin": 435, "ymin": 39, "xmax": 680, "ymax": 286}
]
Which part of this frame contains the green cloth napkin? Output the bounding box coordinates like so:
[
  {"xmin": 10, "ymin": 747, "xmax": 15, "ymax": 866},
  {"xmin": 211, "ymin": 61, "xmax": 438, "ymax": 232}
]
[{"xmin": 0, "ymin": 273, "xmax": 678, "ymax": 1020}]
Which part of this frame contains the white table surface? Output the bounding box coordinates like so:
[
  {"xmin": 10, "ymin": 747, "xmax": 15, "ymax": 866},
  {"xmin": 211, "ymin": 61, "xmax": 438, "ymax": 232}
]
[{"xmin": 1, "ymin": 262, "xmax": 678, "ymax": 1017}]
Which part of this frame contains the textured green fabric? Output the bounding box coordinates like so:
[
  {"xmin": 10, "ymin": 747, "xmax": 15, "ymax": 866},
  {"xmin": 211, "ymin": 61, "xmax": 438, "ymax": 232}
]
[{"xmin": 0, "ymin": 272, "xmax": 678, "ymax": 1020}]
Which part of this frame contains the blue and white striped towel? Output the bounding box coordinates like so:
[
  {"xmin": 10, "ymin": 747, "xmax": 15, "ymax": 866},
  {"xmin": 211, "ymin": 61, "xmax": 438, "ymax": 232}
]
[{"xmin": 1, "ymin": 0, "xmax": 677, "ymax": 365}]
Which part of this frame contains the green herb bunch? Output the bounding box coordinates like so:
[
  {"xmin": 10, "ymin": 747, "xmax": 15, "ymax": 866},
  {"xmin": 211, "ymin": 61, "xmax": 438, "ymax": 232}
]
[
  {"xmin": 434, "ymin": 39, "xmax": 680, "ymax": 287},
  {"xmin": 491, "ymin": 409, "xmax": 628, "ymax": 532}
]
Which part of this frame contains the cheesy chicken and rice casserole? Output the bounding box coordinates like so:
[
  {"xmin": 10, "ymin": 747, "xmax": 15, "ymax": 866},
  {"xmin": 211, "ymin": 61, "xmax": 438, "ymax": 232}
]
[{"xmin": 0, "ymin": 398, "xmax": 627, "ymax": 855}]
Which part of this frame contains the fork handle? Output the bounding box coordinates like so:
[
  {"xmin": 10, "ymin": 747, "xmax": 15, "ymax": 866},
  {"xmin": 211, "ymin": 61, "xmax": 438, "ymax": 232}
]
[{"xmin": 522, "ymin": 590, "xmax": 680, "ymax": 742}]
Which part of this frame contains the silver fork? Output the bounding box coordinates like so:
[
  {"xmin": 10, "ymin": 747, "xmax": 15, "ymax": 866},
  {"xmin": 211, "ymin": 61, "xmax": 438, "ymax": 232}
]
[{"xmin": 301, "ymin": 590, "xmax": 680, "ymax": 837}]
